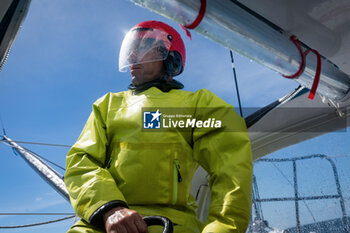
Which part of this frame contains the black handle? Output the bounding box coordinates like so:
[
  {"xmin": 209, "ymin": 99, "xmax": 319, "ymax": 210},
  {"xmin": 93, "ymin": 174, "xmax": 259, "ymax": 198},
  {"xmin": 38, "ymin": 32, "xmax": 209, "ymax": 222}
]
[{"xmin": 143, "ymin": 216, "xmax": 173, "ymax": 233}]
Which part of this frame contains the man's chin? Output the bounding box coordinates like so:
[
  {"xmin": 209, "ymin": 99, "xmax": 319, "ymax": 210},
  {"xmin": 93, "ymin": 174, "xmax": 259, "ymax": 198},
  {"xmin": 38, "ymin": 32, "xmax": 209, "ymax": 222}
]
[{"xmin": 131, "ymin": 76, "xmax": 144, "ymax": 86}]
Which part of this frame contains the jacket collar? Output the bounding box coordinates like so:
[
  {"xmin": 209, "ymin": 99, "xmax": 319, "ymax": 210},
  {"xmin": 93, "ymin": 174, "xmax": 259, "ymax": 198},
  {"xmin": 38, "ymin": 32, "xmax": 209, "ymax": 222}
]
[{"xmin": 128, "ymin": 76, "xmax": 184, "ymax": 95}]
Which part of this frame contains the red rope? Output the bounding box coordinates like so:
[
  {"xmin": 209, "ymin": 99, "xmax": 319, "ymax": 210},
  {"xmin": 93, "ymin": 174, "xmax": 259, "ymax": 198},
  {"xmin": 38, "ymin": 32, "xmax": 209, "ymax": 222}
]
[
  {"xmin": 282, "ymin": 35, "xmax": 306, "ymax": 79},
  {"xmin": 179, "ymin": 0, "xmax": 207, "ymax": 40},
  {"xmin": 283, "ymin": 35, "xmax": 322, "ymax": 100},
  {"xmin": 306, "ymin": 49, "xmax": 321, "ymax": 99},
  {"xmin": 184, "ymin": 0, "xmax": 207, "ymax": 29}
]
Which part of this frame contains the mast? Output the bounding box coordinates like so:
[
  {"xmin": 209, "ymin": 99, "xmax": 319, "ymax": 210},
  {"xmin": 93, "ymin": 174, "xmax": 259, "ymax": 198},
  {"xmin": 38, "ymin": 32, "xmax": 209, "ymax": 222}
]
[{"xmin": 2, "ymin": 135, "xmax": 70, "ymax": 202}]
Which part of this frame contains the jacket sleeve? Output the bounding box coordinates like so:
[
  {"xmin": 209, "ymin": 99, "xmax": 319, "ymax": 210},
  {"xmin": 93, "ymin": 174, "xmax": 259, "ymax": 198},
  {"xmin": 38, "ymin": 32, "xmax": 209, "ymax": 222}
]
[
  {"xmin": 64, "ymin": 94, "xmax": 127, "ymax": 228},
  {"xmin": 193, "ymin": 89, "xmax": 253, "ymax": 233}
]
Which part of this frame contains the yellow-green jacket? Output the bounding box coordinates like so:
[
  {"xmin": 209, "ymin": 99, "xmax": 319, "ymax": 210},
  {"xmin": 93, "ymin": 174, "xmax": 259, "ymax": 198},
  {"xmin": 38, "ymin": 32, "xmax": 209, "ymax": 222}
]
[{"xmin": 64, "ymin": 87, "xmax": 252, "ymax": 233}]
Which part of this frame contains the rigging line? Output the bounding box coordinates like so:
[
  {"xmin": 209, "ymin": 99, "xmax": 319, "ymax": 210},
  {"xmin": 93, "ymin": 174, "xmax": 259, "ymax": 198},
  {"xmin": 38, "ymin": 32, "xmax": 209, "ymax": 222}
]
[
  {"xmin": 270, "ymin": 162, "xmax": 317, "ymax": 222},
  {"xmin": 0, "ymin": 114, "xmax": 6, "ymax": 135},
  {"xmin": 326, "ymin": 155, "xmax": 350, "ymax": 158},
  {"xmin": 11, "ymin": 147, "xmax": 19, "ymax": 156},
  {"xmin": 252, "ymin": 175, "xmax": 264, "ymax": 220},
  {"xmin": 0, "ymin": 213, "xmax": 75, "ymax": 215},
  {"xmin": 230, "ymin": 50, "xmax": 243, "ymax": 117},
  {"xmin": 0, "ymin": 139, "xmax": 71, "ymax": 147},
  {"xmin": 2, "ymin": 140, "xmax": 66, "ymax": 171},
  {"xmin": 25, "ymin": 147, "xmax": 66, "ymax": 171},
  {"xmin": 0, "ymin": 215, "xmax": 75, "ymax": 229}
]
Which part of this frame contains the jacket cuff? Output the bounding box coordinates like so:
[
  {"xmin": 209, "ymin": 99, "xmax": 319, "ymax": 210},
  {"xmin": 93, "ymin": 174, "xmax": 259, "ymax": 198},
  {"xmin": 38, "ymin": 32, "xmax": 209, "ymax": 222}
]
[{"xmin": 89, "ymin": 200, "xmax": 129, "ymax": 229}]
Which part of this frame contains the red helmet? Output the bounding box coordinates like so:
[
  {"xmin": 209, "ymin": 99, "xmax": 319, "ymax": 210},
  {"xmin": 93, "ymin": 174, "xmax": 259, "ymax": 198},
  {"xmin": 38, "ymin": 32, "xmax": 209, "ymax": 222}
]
[{"xmin": 119, "ymin": 20, "xmax": 186, "ymax": 77}]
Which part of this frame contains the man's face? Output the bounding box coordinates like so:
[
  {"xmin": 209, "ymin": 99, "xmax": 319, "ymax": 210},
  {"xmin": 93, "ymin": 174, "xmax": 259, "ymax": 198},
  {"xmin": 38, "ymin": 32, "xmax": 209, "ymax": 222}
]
[
  {"xmin": 130, "ymin": 60, "xmax": 164, "ymax": 86},
  {"xmin": 129, "ymin": 48, "xmax": 164, "ymax": 86}
]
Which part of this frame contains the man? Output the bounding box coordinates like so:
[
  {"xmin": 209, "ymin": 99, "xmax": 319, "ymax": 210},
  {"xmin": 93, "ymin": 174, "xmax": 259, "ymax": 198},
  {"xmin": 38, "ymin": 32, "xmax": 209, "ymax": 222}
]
[{"xmin": 64, "ymin": 20, "xmax": 252, "ymax": 233}]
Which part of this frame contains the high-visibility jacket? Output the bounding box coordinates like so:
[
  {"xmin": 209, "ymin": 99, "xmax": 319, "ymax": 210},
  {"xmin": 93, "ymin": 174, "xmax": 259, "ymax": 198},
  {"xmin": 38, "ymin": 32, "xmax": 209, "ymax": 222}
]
[{"xmin": 64, "ymin": 87, "xmax": 252, "ymax": 233}]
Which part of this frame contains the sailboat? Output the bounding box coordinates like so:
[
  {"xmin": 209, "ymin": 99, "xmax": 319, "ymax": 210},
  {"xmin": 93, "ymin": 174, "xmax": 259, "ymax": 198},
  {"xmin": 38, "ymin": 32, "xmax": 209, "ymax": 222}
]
[{"xmin": 1, "ymin": 0, "xmax": 349, "ymax": 232}]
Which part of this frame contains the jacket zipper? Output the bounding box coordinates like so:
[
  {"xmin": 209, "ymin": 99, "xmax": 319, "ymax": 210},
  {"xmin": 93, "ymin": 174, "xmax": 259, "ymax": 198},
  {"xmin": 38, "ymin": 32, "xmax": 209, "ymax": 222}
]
[
  {"xmin": 172, "ymin": 153, "xmax": 182, "ymax": 205},
  {"xmin": 175, "ymin": 159, "xmax": 183, "ymax": 182}
]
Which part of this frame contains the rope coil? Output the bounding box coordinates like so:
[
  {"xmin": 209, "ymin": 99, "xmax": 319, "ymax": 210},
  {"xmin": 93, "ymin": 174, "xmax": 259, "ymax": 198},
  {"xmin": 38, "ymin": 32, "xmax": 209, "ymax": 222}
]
[
  {"xmin": 179, "ymin": 0, "xmax": 207, "ymax": 40},
  {"xmin": 282, "ymin": 35, "xmax": 322, "ymax": 100}
]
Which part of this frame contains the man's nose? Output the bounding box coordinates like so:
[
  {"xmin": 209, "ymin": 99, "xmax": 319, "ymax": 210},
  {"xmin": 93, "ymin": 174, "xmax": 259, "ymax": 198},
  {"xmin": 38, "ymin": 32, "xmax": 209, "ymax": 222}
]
[{"xmin": 127, "ymin": 51, "xmax": 138, "ymax": 64}]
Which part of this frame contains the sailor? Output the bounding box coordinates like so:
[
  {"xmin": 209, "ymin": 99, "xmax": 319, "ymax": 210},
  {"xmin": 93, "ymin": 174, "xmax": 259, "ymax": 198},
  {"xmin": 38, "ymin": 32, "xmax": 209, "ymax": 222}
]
[{"xmin": 64, "ymin": 20, "xmax": 252, "ymax": 233}]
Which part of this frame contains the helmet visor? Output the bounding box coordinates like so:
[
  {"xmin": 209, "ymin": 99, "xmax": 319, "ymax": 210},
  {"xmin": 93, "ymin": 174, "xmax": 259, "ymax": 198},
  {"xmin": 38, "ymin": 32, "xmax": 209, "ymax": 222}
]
[{"xmin": 119, "ymin": 28, "xmax": 171, "ymax": 72}]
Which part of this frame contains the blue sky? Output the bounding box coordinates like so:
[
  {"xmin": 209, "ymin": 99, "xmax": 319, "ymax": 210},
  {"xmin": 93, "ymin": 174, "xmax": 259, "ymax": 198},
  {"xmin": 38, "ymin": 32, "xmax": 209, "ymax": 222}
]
[{"xmin": 0, "ymin": 0, "xmax": 349, "ymax": 232}]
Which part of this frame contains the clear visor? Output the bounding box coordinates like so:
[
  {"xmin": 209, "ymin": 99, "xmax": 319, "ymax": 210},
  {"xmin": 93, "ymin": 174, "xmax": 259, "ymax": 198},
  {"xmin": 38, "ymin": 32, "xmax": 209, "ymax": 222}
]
[{"xmin": 119, "ymin": 28, "xmax": 171, "ymax": 72}]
